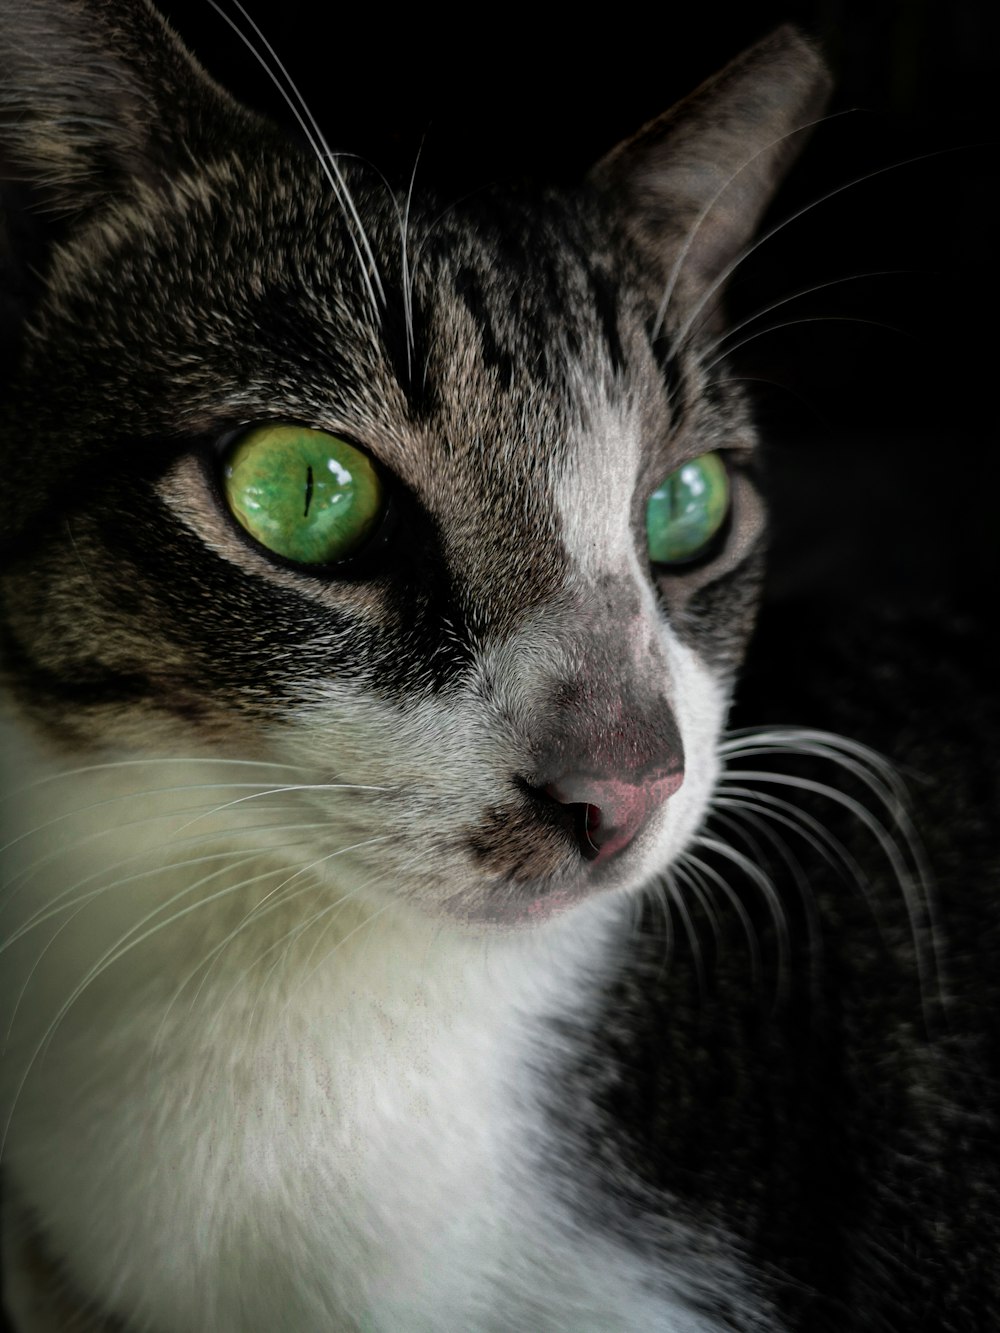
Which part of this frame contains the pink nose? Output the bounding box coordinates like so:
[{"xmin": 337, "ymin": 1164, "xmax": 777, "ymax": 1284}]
[{"xmin": 543, "ymin": 767, "xmax": 684, "ymax": 862}]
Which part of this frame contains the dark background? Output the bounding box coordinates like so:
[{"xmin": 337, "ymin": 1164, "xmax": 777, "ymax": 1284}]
[{"xmin": 157, "ymin": 0, "xmax": 997, "ymax": 630}]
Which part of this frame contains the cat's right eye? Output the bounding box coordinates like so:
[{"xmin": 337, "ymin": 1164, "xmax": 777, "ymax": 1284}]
[
  {"xmin": 222, "ymin": 424, "xmax": 385, "ymax": 565},
  {"xmin": 645, "ymin": 451, "xmax": 730, "ymax": 566}
]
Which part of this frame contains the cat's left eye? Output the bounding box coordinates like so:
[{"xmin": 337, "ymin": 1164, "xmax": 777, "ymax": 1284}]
[
  {"xmin": 646, "ymin": 452, "xmax": 730, "ymax": 566},
  {"xmin": 222, "ymin": 423, "xmax": 385, "ymax": 565}
]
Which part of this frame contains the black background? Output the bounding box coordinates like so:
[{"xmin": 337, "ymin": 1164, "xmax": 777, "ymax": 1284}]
[{"xmin": 160, "ymin": 0, "xmax": 997, "ymax": 627}]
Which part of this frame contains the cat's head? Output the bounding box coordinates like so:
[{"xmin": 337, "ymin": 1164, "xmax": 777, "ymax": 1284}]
[{"xmin": 0, "ymin": 1, "xmax": 828, "ymax": 928}]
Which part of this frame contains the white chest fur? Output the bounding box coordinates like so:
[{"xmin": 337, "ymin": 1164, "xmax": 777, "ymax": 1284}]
[{"xmin": 0, "ymin": 730, "xmax": 756, "ymax": 1333}]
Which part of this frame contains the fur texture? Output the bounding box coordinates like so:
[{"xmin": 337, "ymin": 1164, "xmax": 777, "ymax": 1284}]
[{"xmin": 7, "ymin": 5, "xmax": 993, "ymax": 1333}]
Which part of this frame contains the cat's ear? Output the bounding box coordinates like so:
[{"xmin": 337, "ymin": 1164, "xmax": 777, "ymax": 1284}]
[
  {"xmin": 0, "ymin": 0, "xmax": 271, "ymax": 218},
  {"xmin": 590, "ymin": 27, "xmax": 831, "ymax": 310},
  {"xmin": 0, "ymin": 0, "xmax": 277, "ymax": 373}
]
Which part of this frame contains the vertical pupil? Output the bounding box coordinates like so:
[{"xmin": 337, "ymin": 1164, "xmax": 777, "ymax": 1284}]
[{"xmin": 224, "ymin": 426, "xmax": 385, "ymax": 563}]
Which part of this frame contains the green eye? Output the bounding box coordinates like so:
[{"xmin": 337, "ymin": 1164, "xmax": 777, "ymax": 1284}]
[
  {"xmin": 646, "ymin": 452, "xmax": 730, "ymax": 565},
  {"xmin": 223, "ymin": 424, "xmax": 384, "ymax": 565}
]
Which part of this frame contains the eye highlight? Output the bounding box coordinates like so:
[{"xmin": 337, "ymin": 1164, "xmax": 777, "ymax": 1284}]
[
  {"xmin": 222, "ymin": 424, "xmax": 384, "ymax": 565},
  {"xmin": 646, "ymin": 452, "xmax": 730, "ymax": 566}
]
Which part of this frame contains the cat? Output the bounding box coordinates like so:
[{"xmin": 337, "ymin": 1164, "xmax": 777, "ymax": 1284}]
[{"xmin": 1, "ymin": 2, "xmax": 998, "ymax": 1331}]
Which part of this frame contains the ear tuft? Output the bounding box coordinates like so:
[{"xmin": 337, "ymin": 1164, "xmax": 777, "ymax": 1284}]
[{"xmin": 590, "ymin": 27, "xmax": 832, "ymax": 309}]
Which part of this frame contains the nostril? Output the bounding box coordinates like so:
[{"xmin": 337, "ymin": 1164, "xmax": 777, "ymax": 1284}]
[
  {"xmin": 539, "ymin": 783, "xmax": 606, "ymax": 862},
  {"xmin": 555, "ymin": 794, "xmax": 601, "ymax": 862},
  {"xmin": 515, "ymin": 779, "xmax": 604, "ymax": 862},
  {"xmin": 580, "ymin": 802, "xmax": 602, "ymax": 860},
  {"xmin": 533, "ymin": 765, "xmax": 683, "ymax": 863},
  {"xmin": 552, "ymin": 789, "xmax": 611, "ymax": 861}
]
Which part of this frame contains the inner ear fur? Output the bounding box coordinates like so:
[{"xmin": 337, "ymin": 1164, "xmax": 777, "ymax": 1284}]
[{"xmin": 590, "ymin": 26, "xmax": 832, "ymax": 311}]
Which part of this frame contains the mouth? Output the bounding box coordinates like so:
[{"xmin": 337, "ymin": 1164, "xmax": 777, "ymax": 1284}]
[
  {"xmin": 445, "ymin": 763, "xmax": 689, "ymax": 927},
  {"xmin": 440, "ymin": 884, "xmax": 594, "ymax": 929},
  {"xmin": 442, "ymin": 831, "xmax": 658, "ymax": 929}
]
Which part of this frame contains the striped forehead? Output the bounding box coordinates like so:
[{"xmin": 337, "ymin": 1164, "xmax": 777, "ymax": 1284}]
[
  {"xmin": 215, "ymin": 181, "xmax": 669, "ymax": 639},
  {"xmin": 406, "ymin": 373, "xmax": 648, "ymax": 641},
  {"xmin": 370, "ymin": 215, "xmax": 660, "ymax": 634}
]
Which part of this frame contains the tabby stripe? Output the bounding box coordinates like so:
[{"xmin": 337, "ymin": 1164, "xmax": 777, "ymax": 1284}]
[
  {"xmin": 0, "ymin": 618, "xmax": 155, "ymax": 709},
  {"xmin": 589, "ymin": 266, "xmax": 625, "ymax": 376},
  {"xmin": 454, "ymin": 267, "xmax": 515, "ymax": 391}
]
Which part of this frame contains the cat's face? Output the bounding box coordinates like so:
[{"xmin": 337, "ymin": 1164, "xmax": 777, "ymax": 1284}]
[{"xmin": 0, "ymin": 3, "xmax": 828, "ymax": 928}]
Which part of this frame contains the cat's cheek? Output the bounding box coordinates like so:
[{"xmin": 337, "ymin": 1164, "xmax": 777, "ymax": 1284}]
[{"xmin": 672, "ymin": 548, "xmax": 767, "ymax": 671}]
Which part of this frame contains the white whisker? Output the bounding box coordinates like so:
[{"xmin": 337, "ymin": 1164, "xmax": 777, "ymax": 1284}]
[
  {"xmin": 276, "ymin": 879, "xmax": 398, "ymax": 1024},
  {"xmin": 702, "ymin": 313, "xmax": 909, "ymax": 374},
  {"xmin": 0, "ymin": 778, "xmax": 316, "ymax": 866},
  {"xmin": 716, "ymin": 725, "xmax": 944, "ymax": 1021},
  {"xmin": 653, "ymin": 111, "xmax": 848, "ymax": 343},
  {"xmin": 702, "ymin": 270, "xmax": 908, "ymax": 362},
  {"xmin": 205, "ymin": 0, "xmax": 386, "ymax": 331},
  {"xmin": 150, "ymin": 833, "xmax": 392, "ymax": 1057},
  {"xmin": 1, "ymin": 818, "xmax": 335, "ymax": 950},
  {"xmin": 192, "ymin": 835, "xmax": 393, "ymax": 1014},
  {"xmin": 669, "ymin": 860, "xmax": 724, "ymax": 955},
  {"xmin": 1, "ymin": 848, "xmax": 319, "ymax": 1157},
  {"xmin": 3, "ymin": 846, "xmax": 297, "ymax": 1047},
  {"xmin": 0, "ymin": 755, "xmax": 311, "ymax": 804},
  {"xmin": 401, "ymin": 133, "xmax": 427, "ymax": 380},
  {"xmin": 650, "ymin": 877, "xmax": 676, "ymax": 978},
  {"xmin": 670, "ymin": 143, "xmax": 959, "ymax": 356},
  {"xmin": 675, "ymin": 847, "xmax": 762, "ymax": 984},
  {"xmin": 716, "ymin": 784, "xmax": 868, "ymax": 888},
  {"xmin": 0, "ymin": 796, "xmax": 314, "ymax": 916},
  {"xmin": 692, "ymin": 833, "xmax": 791, "ymax": 996},
  {"xmin": 170, "ymin": 780, "xmax": 393, "ymax": 836},
  {"xmin": 662, "ymin": 869, "xmax": 707, "ymax": 998},
  {"xmin": 651, "ymin": 110, "xmax": 854, "ymax": 345},
  {"xmin": 708, "ymin": 802, "xmax": 828, "ymax": 999}
]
